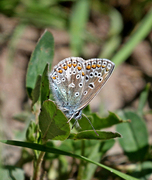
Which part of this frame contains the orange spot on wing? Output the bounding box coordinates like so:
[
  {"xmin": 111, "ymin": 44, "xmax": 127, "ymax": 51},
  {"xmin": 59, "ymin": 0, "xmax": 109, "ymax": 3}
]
[
  {"xmin": 52, "ymin": 77, "xmax": 56, "ymax": 79},
  {"xmin": 73, "ymin": 63, "xmax": 77, "ymax": 67},
  {"xmin": 58, "ymin": 70, "xmax": 63, "ymax": 73},
  {"xmin": 77, "ymin": 66, "xmax": 82, "ymax": 71},
  {"xmin": 97, "ymin": 64, "xmax": 101, "ymax": 68},
  {"xmin": 68, "ymin": 64, "xmax": 71, "ymax": 68},
  {"xmin": 92, "ymin": 64, "xmax": 96, "ymax": 68},
  {"xmin": 82, "ymin": 72, "xmax": 85, "ymax": 76},
  {"xmin": 86, "ymin": 65, "xmax": 91, "ymax": 70},
  {"xmin": 63, "ymin": 66, "xmax": 67, "ymax": 70},
  {"xmin": 102, "ymin": 65, "xmax": 106, "ymax": 68}
]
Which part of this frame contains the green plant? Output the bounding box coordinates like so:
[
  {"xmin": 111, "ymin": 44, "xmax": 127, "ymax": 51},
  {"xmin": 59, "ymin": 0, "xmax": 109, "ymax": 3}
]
[{"xmin": 0, "ymin": 30, "xmax": 142, "ymax": 180}]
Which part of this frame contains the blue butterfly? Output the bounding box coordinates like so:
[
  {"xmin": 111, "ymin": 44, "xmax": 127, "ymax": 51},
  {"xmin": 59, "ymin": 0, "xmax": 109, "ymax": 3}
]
[{"xmin": 49, "ymin": 57, "xmax": 115, "ymax": 135}]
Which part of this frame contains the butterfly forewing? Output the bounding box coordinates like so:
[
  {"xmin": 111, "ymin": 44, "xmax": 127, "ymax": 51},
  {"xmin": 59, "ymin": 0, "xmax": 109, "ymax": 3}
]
[{"xmin": 49, "ymin": 57, "xmax": 86, "ymax": 111}]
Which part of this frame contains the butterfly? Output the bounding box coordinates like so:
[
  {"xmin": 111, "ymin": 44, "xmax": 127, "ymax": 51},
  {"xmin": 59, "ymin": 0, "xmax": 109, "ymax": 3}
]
[{"xmin": 49, "ymin": 57, "xmax": 115, "ymax": 135}]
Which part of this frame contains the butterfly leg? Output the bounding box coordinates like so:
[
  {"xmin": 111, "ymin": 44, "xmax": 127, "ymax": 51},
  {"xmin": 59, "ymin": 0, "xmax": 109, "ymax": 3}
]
[{"xmin": 82, "ymin": 113, "xmax": 99, "ymax": 136}]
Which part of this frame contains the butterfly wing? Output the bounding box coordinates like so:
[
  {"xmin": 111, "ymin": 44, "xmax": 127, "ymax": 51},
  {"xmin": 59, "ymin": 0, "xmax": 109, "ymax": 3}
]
[
  {"xmin": 49, "ymin": 57, "xmax": 86, "ymax": 114},
  {"xmin": 77, "ymin": 58, "xmax": 115, "ymax": 111}
]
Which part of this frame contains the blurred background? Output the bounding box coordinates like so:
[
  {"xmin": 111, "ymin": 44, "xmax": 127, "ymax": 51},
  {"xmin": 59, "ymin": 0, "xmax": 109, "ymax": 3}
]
[{"xmin": 0, "ymin": 0, "xmax": 152, "ymax": 179}]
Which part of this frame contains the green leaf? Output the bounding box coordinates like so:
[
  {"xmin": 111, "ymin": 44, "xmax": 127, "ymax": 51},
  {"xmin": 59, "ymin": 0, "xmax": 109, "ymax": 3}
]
[
  {"xmin": 26, "ymin": 30, "xmax": 54, "ymax": 98},
  {"xmin": 83, "ymin": 139, "xmax": 115, "ymax": 180},
  {"xmin": 69, "ymin": 0, "xmax": 90, "ymax": 56},
  {"xmin": 116, "ymin": 111, "xmax": 149, "ymax": 161},
  {"xmin": 79, "ymin": 111, "xmax": 129, "ymax": 131},
  {"xmin": 0, "ymin": 140, "xmax": 139, "ymax": 180},
  {"xmin": 31, "ymin": 75, "xmax": 42, "ymax": 106},
  {"xmin": 39, "ymin": 100, "xmax": 70, "ymax": 141},
  {"xmin": 137, "ymin": 83, "xmax": 150, "ymax": 116},
  {"xmin": 26, "ymin": 121, "xmax": 37, "ymax": 142},
  {"xmin": 0, "ymin": 166, "xmax": 24, "ymax": 180},
  {"xmin": 132, "ymin": 161, "xmax": 152, "ymax": 180},
  {"xmin": 68, "ymin": 130, "xmax": 121, "ymax": 140},
  {"xmin": 41, "ymin": 63, "xmax": 50, "ymax": 106}
]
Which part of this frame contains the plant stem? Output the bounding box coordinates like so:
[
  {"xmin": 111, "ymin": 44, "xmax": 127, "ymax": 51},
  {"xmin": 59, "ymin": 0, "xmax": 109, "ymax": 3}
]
[
  {"xmin": 33, "ymin": 151, "xmax": 46, "ymax": 180},
  {"xmin": 77, "ymin": 140, "xmax": 85, "ymax": 180}
]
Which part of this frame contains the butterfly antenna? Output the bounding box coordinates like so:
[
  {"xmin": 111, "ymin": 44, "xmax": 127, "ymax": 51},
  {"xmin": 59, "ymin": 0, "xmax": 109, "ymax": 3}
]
[{"xmin": 82, "ymin": 113, "xmax": 99, "ymax": 136}]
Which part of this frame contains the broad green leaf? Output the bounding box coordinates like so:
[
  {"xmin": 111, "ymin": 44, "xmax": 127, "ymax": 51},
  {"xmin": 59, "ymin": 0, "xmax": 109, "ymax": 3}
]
[
  {"xmin": 116, "ymin": 111, "xmax": 149, "ymax": 161},
  {"xmin": 78, "ymin": 111, "xmax": 129, "ymax": 131},
  {"xmin": 0, "ymin": 140, "xmax": 139, "ymax": 180},
  {"xmin": 26, "ymin": 30, "xmax": 54, "ymax": 98},
  {"xmin": 39, "ymin": 100, "xmax": 70, "ymax": 141},
  {"xmin": 69, "ymin": 0, "xmax": 90, "ymax": 56},
  {"xmin": 41, "ymin": 63, "xmax": 50, "ymax": 106},
  {"xmin": 31, "ymin": 75, "xmax": 41, "ymax": 107},
  {"xmin": 0, "ymin": 166, "xmax": 24, "ymax": 180},
  {"xmin": 137, "ymin": 83, "xmax": 150, "ymax": 116},
  {"xmin": 68, "ymin": 130, "xmax": 121, "ymax": 140}
]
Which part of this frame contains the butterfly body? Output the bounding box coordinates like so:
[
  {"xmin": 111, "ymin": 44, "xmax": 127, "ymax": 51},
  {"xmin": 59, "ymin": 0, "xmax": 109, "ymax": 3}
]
[{"xmin": 49, "ymin": 57, "xmax": 115, "ymax": 121}]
